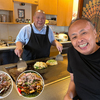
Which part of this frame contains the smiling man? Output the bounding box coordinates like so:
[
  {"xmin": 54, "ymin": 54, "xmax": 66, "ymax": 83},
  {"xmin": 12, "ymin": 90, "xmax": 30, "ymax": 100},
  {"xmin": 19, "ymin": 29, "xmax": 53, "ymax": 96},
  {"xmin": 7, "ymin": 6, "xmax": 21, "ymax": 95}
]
[
  {"xmin": 15, "ymin": 10, "xmax": 63, "ymax": 61},
  {"xmin": 64, "ymin": 18, "xmax": 100, "ymax": 100}
]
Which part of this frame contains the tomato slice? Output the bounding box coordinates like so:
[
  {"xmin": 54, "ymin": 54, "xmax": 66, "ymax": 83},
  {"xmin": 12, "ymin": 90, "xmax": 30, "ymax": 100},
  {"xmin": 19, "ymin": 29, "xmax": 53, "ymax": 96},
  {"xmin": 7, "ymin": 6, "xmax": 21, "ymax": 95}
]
[{"xmin": 18, "ymin": 88, "xmax": 21, "ymax": 94}]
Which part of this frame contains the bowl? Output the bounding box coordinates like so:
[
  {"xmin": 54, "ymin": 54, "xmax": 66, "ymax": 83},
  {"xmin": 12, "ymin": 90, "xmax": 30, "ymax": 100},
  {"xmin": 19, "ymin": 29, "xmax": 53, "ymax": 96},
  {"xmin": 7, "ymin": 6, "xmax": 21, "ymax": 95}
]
[
  {"xmin": 33, "ymin": 61, "xmax": 48, "ymax": 73},
  {"xmin": 34, "ymin": 68, "xmax": 48, "ymax": 74},
  {"xmin": 0, "ymin": 71, "xmax": 13, "ymax": 99},
  {"xmin": 16, "ymin": 70, "xmax": 44, "ymax": 99},
  {"xmin": 59, "ymin": 33, "xmax": 68, "ymax": 41}
]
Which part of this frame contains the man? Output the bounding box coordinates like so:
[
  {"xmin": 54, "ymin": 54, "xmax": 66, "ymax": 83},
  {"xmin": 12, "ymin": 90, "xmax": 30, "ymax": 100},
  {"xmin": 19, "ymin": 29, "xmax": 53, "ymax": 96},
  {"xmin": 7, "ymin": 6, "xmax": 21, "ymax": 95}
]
[
  {"xmin": 15, "ymin": 10, "xmax": 63, "ymax": 61},
  {"xmin": 64, "ymin": 18, "xmax": 100, "ymax": 100}
]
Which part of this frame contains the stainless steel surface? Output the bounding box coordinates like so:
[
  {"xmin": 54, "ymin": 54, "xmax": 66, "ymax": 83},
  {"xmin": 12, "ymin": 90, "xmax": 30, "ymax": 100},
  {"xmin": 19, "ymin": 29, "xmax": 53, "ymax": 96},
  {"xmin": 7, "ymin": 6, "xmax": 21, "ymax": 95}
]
[
  {"xmin": 0, "ymin": 55, "xmax": 70, "ymax": 100},
  {"xmin": 0, "ymin": 41, "xmax": 71, "ymax": 51},
  {"xmin": 5, "ymin": 55, "xmax": 69, "ymax": 85},
  {"xmin": 56, "ymin": 52, "xmax": 63, "ymax": 61},
  {"xmin": 17, "ymin": 57, "xmax": 27, "ymax": 72}
]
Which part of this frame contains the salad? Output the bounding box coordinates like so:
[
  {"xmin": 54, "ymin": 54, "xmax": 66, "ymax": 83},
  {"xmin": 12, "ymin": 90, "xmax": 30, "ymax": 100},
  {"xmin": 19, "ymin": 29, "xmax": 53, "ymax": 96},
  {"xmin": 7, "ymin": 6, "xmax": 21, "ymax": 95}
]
[
  {"xmin": 0, "ymin": 71, "xmax": 13, "ymax": 99},
  {"xmin": 16, "ymin": 70, "xmax": 44, "ymax": 98}
]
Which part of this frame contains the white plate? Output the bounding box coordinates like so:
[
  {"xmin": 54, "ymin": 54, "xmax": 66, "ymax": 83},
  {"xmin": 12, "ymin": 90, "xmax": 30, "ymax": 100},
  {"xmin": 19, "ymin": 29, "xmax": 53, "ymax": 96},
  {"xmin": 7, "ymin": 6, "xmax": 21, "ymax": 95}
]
[
  {"xmin": 16, "ymin": 70, "xmax": 44, "ymax": 99},
  {"xmin": 0, "ymin": 71, "xmax": 13, "ymax": 99}
]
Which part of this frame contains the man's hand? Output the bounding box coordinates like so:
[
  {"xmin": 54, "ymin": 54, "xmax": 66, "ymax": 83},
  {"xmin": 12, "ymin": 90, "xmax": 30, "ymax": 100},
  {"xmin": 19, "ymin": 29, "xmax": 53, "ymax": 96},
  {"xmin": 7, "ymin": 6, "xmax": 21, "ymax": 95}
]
[
  {"xmin": 64, "ymin": 73, "xmax": 77, "ymax": 100},
  {"xmin": 14, "ymin": 48, "xmax": 23, "ymax": 57},
  {"xmin": 52, "ymin": 40, "xmax": 63, "ymax": 52},
  {"xmin": 56, "ymin": 40, "xmax": 63, "ymax": 52},
  {"xmin": 64, "ymin": 94, "xmax": 72, "ymax": 100},
  {"xmin": 14, "ymin": 41, "xmax": 23, "ymax": 57}
]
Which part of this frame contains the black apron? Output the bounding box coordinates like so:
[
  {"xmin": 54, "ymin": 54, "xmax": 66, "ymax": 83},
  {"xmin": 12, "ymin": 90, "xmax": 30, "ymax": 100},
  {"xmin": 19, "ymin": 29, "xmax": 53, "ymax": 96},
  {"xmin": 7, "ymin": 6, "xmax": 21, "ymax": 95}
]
[{"xmin": 22, "ymin": 24, "xmax": 51, "ymax": 61}]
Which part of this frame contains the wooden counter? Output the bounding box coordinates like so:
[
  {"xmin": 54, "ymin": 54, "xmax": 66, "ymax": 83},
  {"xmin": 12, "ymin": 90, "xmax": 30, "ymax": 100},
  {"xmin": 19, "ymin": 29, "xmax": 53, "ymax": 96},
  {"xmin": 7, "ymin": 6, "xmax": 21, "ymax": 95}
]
[
  {"xmin": 0, "ymin": 46, "xmax": 16, "ymax": 50},
  {"xmin": 0, "ymin": 41, "xmax": 72, "ymax": 65},
  {"xmin": 0, "ymin": 41, "xmax": 71, "ymax": 51},
  {"xmin": 50, "ymin": 41, "xmax": 72, "ymax": 57}
]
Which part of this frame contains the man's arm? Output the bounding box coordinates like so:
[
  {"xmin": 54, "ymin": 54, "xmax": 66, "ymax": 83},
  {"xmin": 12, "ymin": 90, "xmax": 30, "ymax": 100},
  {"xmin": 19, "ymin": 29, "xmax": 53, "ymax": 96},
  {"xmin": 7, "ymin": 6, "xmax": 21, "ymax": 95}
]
[
  {"xmin": 14, "ymin": 41, "xmax": 23, "ymax": 57},
  {"xmin": 52, "ymin": 40, "xmax": 63, "ymax": 52},
  {"xmin": 64, "ymin": 73, "xmax": 77, "ymax": 100}
]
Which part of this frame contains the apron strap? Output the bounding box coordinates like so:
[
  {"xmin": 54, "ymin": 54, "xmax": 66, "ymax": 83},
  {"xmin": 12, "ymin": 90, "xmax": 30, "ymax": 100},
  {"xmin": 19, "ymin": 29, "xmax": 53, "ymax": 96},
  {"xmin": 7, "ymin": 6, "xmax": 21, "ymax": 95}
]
[
  {"xmin": 30, "ymin": 24, "xmax": 34, "ymax": 33},
  {"xmin": 30, "ymin": 24, "xmax": 49, "ymax": 35},
  {"xmin": 46, "ymin": 25, "xmax": 49, "ymax": 35}
]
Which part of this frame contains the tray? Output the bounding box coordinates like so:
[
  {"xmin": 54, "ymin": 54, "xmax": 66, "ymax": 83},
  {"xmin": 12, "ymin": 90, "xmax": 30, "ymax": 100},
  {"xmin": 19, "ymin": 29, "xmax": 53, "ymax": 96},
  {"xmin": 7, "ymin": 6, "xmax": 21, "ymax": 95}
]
[{"xmin": 4, "ymin": 56, "xmax": 70, "ymax": 86}]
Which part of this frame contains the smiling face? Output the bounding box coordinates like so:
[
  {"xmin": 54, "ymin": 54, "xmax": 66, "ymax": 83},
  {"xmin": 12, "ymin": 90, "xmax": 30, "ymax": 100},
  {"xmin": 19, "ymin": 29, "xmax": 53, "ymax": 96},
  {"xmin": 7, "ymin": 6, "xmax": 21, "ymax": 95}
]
[
  {"xmin": 68, "ymin": 19, "xmax": 98, "ymax": 55},
  {"xmin": 33, "ymin": 10, "xmax": 46, "ymax": 31}
]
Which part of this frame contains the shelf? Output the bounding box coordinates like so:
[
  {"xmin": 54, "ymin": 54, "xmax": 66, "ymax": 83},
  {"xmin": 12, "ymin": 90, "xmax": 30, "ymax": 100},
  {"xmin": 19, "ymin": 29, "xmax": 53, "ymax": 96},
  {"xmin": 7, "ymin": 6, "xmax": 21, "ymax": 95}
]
[
  {"xmin": 0, "ymin": 1, "xmax": 38, "ymax": 25},
  {"xmin": 0, "ymin": 22, "xmax": 29, "ymax": 24},
  {"xmin": 0, "ymin": 22, "xmax": 14, "ymax": 24},
  {"xmin": 0, "ymin": 22, "xmax": 57, "ymax": 25},
  {"xmin": 13, "ymin": 22, "xmax": 30, "ymax": 24}
]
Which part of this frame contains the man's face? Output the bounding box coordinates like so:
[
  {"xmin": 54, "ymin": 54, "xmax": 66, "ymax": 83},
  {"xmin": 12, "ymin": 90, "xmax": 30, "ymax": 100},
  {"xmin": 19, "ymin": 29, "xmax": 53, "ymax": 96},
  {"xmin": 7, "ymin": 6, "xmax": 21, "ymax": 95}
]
[
  {"xmin": 68, "ymin": 20, "xmax": 97, "ymax": 55},
  {"xmin": 33, "ymin": 12, "xmax": 46, "ymax": 30}
]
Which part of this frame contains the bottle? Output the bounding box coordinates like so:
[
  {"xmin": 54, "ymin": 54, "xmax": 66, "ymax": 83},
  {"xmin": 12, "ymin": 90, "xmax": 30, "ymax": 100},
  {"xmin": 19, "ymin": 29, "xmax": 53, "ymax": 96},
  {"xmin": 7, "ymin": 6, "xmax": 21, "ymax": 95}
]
[
  {"xmin": 28, "ymin": 19, "xmax": 31, "ymax": 23},
  {"xmin": 1, "ymin": 14, "xmax": 7, "ymax": 22}
]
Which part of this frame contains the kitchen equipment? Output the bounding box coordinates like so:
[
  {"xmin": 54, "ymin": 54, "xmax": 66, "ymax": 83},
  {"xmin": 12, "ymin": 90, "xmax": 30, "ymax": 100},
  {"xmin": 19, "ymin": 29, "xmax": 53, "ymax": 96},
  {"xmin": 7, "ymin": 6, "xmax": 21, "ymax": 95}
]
[
  {"xmin": 64, "ymin": 32, "xmax": 70, "ymax": 41},
  {"xmin": 21, "ymin": 18, "xmax": 25, "ymax": 23},
  {"xmin": 59, "ymin": 33, "xmax": 68, "ymax": 42},
  {"xmin": 48, "ymin": 20, "xmax": 57, "ymax": 25},
  {"xmin": 4, "ymin": 55, "xmax": 70, "ymax": 85},
  {"xmin": 1, "ymin": 14, "xmax": 7, "ymax": 22},
  {"xmin": 0, "ymin": 14, "xmax": 1, "ymax": 22},
  {"xmin": 25, "ymin": 19, "xmax": 29, "ymax": 23},
  {"xmin": 51, "ymin": 17, "xmax": 56, "ymax": 21},
  {"xmin": 56, "ymin": 52, "xmax": 63, "ymax": 61},
  {"xmin": 16, "ymin": 18, "xmax": 19, "ymax": 22},
  {"xmin": 17, "ymin": 57, "xmax": 27, "ymax": 72},
  {"xmin": 6, "ymin": 42, "xmax": 15, "ymax": 46}
]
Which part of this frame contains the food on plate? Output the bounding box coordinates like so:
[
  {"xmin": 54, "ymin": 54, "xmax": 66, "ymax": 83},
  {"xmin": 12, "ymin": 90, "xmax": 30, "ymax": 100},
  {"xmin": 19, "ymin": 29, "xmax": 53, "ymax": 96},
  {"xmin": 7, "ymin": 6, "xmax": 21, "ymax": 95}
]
[
  {"xmin": 0, "ymin": 73, "xmax": 11, "ymax": 95},
  {"xmin": 17, "ymin": 67, "xmax": 27, "ymax": 72},
  {"xmin": 16, "ymin": 70, "xmax": 44, "ymax": 98},
  {"xmin": 0, "ymin": 71, "xmax": 13, "ymax": 99},
  {"xmin": 33, "ymin": 62, "xmax": 47, "ymax": 69},
  {"xmin": 46, "ymin": 59, "xmax": 58, "ymax": 65}
]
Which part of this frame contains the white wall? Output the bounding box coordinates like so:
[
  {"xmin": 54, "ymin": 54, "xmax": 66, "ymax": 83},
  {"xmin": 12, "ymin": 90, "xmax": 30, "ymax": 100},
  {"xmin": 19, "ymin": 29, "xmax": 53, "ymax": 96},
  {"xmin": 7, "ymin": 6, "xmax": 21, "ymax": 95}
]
[
  {"xmin": 14, "ymin": 2, "xmax": 32, "ymax": 22},
  {"xmin": 0, "ymin": 24, "xmax": 25, "ymax": 41},
  {"xmin": 0, "ymin": 24, "xmax": 68, "ymax": 41}
]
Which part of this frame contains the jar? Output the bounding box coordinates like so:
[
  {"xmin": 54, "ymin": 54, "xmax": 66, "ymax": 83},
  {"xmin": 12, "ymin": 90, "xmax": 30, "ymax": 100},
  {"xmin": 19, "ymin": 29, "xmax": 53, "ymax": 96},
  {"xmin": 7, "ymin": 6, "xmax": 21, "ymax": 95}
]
[
  {"xmin": 0, "ymin": 15, "xmax": 1, "ymax": 22},
  {"xmin": 28, "ymin": 19, "xmax": 31, "ymax": 23},
  {"xmin": 1, "ymin": 14, "xmax": 7, "ymax": 22},
  {"xmin": 25, "ymin": 19, "xmax": 29, "ymax": 23}
]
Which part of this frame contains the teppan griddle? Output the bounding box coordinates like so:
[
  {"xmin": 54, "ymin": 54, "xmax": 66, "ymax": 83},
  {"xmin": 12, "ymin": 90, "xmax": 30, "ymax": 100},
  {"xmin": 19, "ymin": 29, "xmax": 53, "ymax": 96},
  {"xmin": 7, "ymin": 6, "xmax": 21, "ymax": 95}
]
[{"xmin": 4, "ymin": 54, "xmax": 70, "ymax": 86}]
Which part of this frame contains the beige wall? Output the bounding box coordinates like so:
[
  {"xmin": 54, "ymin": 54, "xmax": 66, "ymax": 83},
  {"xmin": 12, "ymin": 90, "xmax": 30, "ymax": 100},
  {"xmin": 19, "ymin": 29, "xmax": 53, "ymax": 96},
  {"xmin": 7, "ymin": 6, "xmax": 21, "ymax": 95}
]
[
  {"xmin": 14, "ymin": 2, "xmax": 32, "ymax": 22},
  {"xmin": 0, "ymin": 24, "xmax": 25, "ymax": 41},
  {"xmin": 0, "ymin": 24, "xmax": 68, "ymax": 41}
]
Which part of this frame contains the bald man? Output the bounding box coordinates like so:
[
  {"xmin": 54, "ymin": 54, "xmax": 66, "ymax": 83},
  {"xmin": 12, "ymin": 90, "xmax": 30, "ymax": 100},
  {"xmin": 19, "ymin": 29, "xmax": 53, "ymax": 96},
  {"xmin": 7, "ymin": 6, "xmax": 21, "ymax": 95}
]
[
  {"xmin": 15, "ymin": 10, "xmax": 63, "ymax": 61},
  {"xmin": 64, "ymin": 18, "xmax": 100, "ymax": 100}
]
